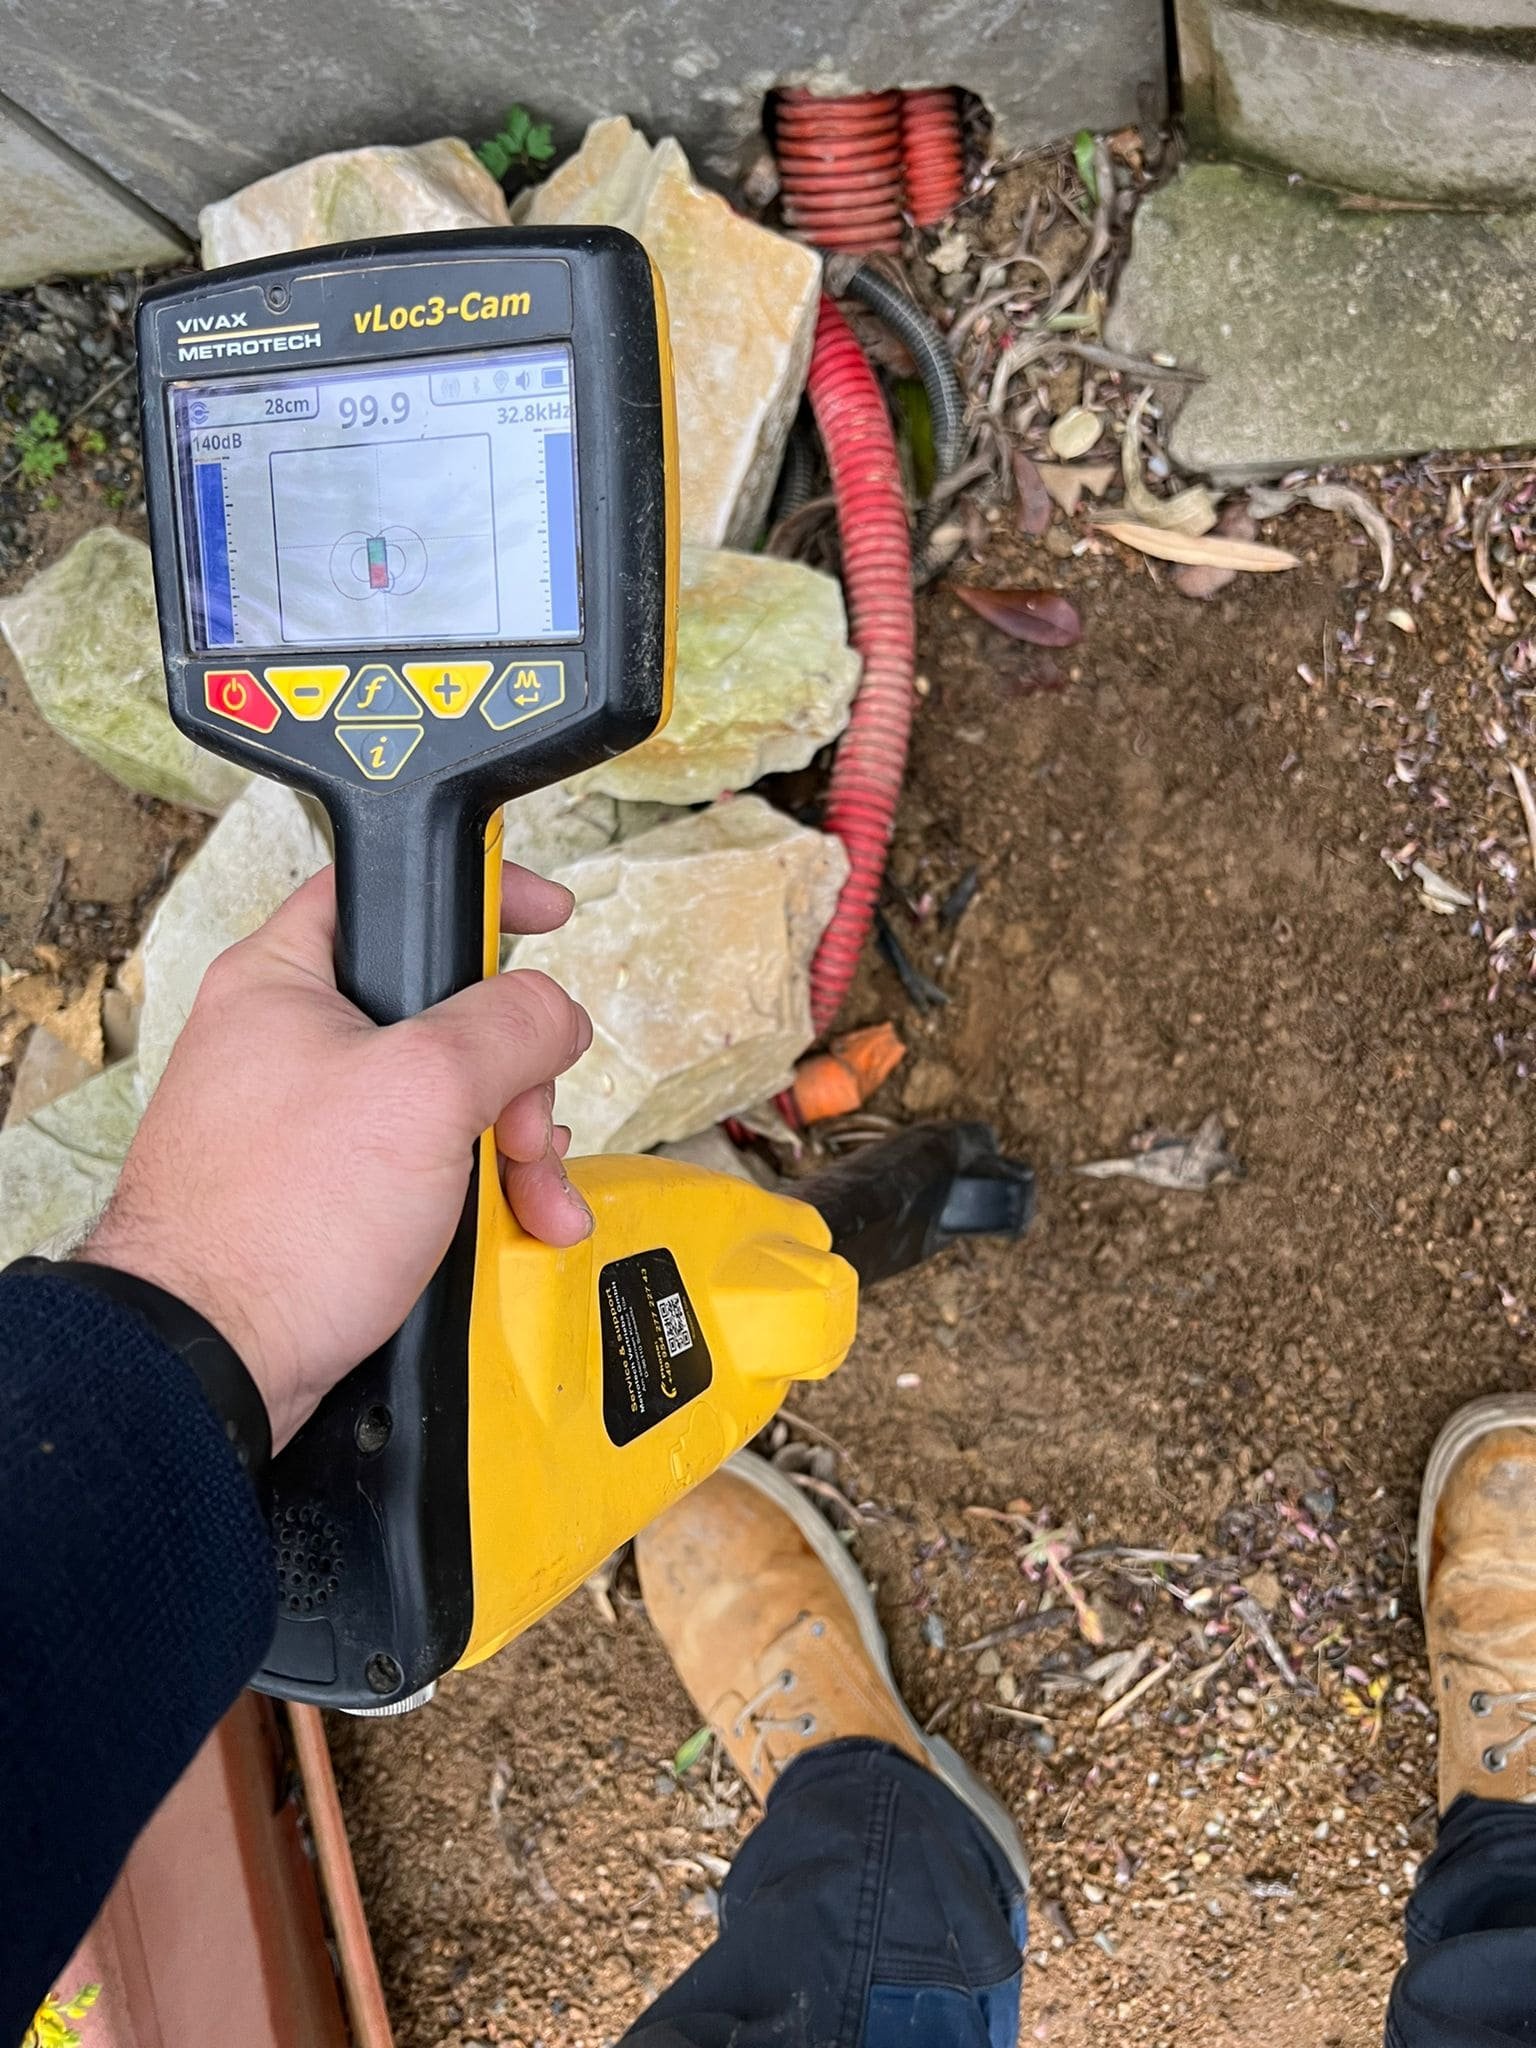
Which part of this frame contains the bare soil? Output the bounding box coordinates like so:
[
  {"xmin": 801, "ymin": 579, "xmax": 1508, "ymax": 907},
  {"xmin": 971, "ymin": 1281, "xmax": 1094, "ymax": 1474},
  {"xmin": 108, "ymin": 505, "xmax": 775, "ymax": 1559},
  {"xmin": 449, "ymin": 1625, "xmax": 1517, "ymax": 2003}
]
[
  {"xmin": 330, "ymin": 512, "xmax": 1536, "ymax": 2047},
  {"xmin": 0, "ymin": 496, "xmax": 200, "ymax": 1113}
]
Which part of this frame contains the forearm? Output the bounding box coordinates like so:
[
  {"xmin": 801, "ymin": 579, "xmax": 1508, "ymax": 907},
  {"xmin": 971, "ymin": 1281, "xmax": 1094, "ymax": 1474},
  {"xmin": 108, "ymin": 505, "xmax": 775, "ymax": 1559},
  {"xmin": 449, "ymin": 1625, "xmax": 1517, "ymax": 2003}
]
[{"xmin": 0, "ymin": 1271, "xmax": 275, "ymax": 2039}]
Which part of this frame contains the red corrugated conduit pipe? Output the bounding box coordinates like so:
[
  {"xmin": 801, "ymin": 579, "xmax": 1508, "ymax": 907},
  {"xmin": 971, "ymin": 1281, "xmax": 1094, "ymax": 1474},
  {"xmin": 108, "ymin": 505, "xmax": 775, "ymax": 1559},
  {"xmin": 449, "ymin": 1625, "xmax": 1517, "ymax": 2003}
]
[
  {"xmin": 900, "ymin": 88, "xmax": 967, "ymax": 226},
  {"xmin": 775, "ymin": 88, "xmax": 906, "ymax": 254},
  {"xmin": 804, "ymin": 294, "xmax": 915, "ymax": 1030},
  {"xmin": 774, "ymin": 89, "xmax": 944, "ymax": 1027}
]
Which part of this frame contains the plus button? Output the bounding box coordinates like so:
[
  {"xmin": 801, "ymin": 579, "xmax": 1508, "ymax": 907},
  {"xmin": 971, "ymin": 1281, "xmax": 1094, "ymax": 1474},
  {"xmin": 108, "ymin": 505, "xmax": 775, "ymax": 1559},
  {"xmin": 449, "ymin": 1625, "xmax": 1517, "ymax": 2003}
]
[{"xmin": 401, "ymin": 660, "xmax": 495, "ymax": 721}]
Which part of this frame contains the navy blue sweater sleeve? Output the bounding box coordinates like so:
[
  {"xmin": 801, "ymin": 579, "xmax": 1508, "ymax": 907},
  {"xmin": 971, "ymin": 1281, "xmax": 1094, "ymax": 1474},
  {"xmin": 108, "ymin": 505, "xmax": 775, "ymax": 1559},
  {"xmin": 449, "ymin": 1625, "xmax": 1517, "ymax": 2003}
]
[{"xmin": 0, "ymin": 1271, "xmax": 275, "ymax": 2039}]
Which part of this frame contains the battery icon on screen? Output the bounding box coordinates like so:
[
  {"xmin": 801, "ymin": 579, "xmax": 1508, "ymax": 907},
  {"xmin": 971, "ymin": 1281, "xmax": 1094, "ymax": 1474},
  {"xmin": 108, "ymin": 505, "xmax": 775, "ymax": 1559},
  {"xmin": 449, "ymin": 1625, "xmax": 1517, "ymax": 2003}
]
[{"xmin": 541, "ymin": 365, "xmax": 566, "ymax": 388}]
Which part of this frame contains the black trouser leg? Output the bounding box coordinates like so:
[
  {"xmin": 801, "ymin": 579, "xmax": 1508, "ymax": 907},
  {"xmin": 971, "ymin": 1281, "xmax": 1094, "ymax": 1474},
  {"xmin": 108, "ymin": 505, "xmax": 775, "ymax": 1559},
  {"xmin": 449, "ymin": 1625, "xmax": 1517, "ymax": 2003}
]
[
  {"xmin": 1386, "ymin": 1795, "xmax": 1536, "ymax": 2045},
  {"xmin": 622, "ymin": 1740, "xmax": 1027, "ymax": 2048}
]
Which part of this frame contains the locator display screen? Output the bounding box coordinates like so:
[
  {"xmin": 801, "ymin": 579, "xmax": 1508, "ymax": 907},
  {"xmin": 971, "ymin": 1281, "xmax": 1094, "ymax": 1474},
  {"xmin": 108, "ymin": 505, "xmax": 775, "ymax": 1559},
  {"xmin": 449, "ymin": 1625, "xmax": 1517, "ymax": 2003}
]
[{"xmin": 169, "ymin": 343, "xmax": 581, "ymax": 652}]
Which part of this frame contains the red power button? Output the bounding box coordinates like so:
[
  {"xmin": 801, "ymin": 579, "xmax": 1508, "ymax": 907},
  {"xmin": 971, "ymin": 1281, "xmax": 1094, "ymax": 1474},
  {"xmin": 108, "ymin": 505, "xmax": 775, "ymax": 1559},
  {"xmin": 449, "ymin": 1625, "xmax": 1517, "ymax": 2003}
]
[{"xmin": 206, "ymin": 668, "xmax": 281, "ymax": 734}]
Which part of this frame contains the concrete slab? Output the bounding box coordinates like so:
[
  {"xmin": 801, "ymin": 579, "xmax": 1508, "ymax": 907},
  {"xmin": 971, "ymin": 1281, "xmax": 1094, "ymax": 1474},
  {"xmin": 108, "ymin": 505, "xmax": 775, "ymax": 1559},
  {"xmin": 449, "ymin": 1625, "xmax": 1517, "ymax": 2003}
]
[
  {"xmin": 0, "ymin": 0, "xmax": 1166, "ymax": 231},
  {"xmin": 1106, "ymin": 163, "xmax": 1536, "ymax": 478},
  {"xmin": 0, "ymin": 93, "xmax": 184, "ymax": 288},
  {"xmin": 1177, "ymin": 0, "xmax": 1536, "ymax": 205}
]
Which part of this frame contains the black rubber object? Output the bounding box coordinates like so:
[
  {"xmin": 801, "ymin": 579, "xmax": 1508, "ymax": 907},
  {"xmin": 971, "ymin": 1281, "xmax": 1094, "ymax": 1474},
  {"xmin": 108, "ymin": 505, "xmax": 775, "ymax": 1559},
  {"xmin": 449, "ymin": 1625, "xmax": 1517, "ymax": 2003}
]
[
  {"xmin": 798, "ymin": 1122, "xmax": 1035, "ymax": 1287},
  {"xmin": 831, "ymin": 260, "xmax": 968, "ymax": 498}
]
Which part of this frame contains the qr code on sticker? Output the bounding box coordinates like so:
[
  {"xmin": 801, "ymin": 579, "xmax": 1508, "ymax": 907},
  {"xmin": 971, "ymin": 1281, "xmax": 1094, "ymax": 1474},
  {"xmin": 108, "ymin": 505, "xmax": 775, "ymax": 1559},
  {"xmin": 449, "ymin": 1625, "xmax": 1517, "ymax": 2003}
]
[{"xmin": 656, "ymin": 1291, "xmax": 692, "ymax": 1359}]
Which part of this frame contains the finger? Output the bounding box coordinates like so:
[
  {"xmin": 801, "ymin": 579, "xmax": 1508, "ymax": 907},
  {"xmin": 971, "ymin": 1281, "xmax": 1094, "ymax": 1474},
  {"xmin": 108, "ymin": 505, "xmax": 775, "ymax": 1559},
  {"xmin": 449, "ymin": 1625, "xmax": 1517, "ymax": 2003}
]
[
  {"xmin": 410, "ymin": 968, "xmax": 592, "ymax": 1139},
  {"xmin": 552, "ymin": 1124, "xmax": 572, "ymax": 1159},
  {"xmin": 500, "ymin": 861, "xmax": 575, "ymax": 937},
  {"xmin": 494, "ymin": 1080, "xmax": 555, "ymax": 1164},
  {"xmin": 230, "ymin": 865, "xmax": 339, "ymax": 986},
  {"xmin": 501, "ymin": 1144, "xmax": 594, "ymax": 1246}
]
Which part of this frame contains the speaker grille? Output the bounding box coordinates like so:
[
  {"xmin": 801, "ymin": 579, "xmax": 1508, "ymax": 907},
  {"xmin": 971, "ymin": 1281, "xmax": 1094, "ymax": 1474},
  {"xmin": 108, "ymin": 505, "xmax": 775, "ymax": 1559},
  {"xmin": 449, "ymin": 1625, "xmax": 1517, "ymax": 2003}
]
[{"xmin": 273, "ymin": 1503, "xmax": 344, "ymax": 1615}]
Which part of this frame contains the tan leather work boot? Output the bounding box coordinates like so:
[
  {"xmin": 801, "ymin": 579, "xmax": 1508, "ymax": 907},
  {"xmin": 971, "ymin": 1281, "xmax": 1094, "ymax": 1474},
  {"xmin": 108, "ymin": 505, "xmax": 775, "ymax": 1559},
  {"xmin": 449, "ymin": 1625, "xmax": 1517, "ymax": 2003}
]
[
  {"xmin": 1420, "ymin": 1395, "xmax": 1536, "ymax": 1810},
  {"xmin": 636, "ymin": 1451, "xmax": 1028, "ymax": 1888}
]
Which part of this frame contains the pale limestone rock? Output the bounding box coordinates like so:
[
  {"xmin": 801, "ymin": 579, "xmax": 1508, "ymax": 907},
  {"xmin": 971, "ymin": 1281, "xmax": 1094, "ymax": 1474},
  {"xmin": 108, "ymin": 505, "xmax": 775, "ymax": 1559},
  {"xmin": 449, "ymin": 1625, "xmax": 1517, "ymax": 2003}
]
[
  {"xmin": 3, "ymin": 1026, "xmax": 96, "ymax": 1129},
  {"xmin": 499, "ymin": 783, "xmax": 620, "ymax": 875},
  {"xmin": 654, "ymin": 1124, "xmax": 779, "ymax": 1189},
  {"xmin": 510, "ymin": 796, "xmax": 847, "ymax": 1156},
  {"xmin": 613, "ymin": 800, "xmax": 684, "ymax": 841},
  {"xmin": 0, "ymin": 1061, "xmax": 141, "ymax": 1262},
  {"xmin": 577, "ymin": 548, "xmax": 859, "ymax": 805},
  {"xmin": 521, "ymin": 119, "xmax": 820, "ymax": 547},
  {"xmin": 497, "ymin": 789, "xmax": 690, "ymax": 970},
  {"xmin": 138, "ymin": 780, "xmax": 331, "ymax": 1095},
  {"xmin": 0, "ymin": 530, "xmax": 247, "ymax": 812},
  {"xmin": 200, "ymin": 138, "xmax": 509, "ymax": 267}
]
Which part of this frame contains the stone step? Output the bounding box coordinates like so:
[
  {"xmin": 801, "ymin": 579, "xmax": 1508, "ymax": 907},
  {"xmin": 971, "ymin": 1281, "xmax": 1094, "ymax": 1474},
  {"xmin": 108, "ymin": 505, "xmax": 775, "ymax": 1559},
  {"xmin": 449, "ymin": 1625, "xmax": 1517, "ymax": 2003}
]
[
  {"xmin": 1178, "ymin": 0, "xmax": 1536, "ymax": 204},
  {"xmin": 1106, "ymin": 162, "xmax": 1536, "ymax": 477}
]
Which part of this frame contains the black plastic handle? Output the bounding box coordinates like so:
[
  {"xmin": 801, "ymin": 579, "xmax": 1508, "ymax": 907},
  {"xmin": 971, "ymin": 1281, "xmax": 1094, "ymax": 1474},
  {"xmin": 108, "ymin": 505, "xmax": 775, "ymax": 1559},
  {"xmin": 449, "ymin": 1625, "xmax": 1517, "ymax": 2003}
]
[
  {"xmin": 253, "ymin": 786, "xmax": 490, "ymax": 1709},
  {"xmin": 333, "ymin": 790, "xmax": 488, "ymax": 1021}
]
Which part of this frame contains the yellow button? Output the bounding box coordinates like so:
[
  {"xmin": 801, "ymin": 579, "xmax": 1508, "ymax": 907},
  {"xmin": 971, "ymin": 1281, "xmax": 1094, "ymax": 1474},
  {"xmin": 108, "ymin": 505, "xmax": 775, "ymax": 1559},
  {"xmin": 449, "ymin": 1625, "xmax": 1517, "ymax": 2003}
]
[
  {"xmin": 402, "ymin": 660, "xmax": 495, "ymax": 720},
  {"xmin": 335, "ymin": 725, "xmax": 424, "ymax": 781},
  {"xmin": 263, "ymin": 664, "xmax": 350, "ymax": 720},
  {"xmin": 481, "ymin": 660, "xmax": 566, "ymax": 732}
]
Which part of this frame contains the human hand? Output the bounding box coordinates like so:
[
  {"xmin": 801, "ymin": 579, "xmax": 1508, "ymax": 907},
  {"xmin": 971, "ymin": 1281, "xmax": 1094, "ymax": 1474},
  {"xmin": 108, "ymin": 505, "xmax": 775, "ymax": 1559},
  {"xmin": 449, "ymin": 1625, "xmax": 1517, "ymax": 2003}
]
[{"xmin": 79, "ymin": 862, "xmax": 593, "ymax": 1450}]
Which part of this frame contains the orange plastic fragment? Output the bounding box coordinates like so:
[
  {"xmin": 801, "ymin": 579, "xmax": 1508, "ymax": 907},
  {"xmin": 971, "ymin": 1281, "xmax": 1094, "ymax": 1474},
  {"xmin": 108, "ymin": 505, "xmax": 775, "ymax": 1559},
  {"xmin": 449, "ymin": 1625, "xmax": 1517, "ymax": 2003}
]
[{"xmin": 790, "ymin": 1021, "xmax": 905, "ymax": 1124}]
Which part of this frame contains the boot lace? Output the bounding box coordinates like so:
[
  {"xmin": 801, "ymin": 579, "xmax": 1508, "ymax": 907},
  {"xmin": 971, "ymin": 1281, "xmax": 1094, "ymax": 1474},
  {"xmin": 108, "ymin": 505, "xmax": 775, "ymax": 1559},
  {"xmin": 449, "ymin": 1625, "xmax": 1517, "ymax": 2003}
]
[
  {"xmin": 1469, "ymin": 1685, "xmax": 1536, "ymax": 1775},
  {"xmin": 731, "ymin": 1619, "xmax": 825, "ymax": 1779}
]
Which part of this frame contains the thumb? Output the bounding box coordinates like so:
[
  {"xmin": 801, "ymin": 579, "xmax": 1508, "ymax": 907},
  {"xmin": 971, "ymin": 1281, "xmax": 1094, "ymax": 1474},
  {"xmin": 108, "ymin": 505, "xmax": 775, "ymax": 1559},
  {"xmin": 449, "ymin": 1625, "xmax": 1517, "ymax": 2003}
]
[
  {"xmin": 231, "ymin": 865, "xmax": 340, "ymax": 988},
  {"xmin": 406, "ymin": 968, "xmax": 593, "ymax": 1138}
]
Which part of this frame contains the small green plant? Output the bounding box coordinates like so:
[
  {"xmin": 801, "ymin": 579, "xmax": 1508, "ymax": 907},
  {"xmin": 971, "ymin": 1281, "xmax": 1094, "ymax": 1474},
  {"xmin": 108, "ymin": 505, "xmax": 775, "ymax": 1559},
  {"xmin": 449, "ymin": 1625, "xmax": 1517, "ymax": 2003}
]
[
  {"xmin": 1072, "ymin": 129, "xmax": 1099, "ymax": 205},
  {"xmin": 476, "ymin": 104, "xmax": 555, "ymax": 184},
  {"xmin": 671, "ymin": 1725, "xmax": 713, "ymax": 1776},
  {"xmin": 13, "ymin": 408, "xmax": 68, "ymax": 485},
  {"xmin": 74, "ymin": 425, "xmax": 107, "ymax": 457},
  {"xmin": 25, "ymin": 1983, "xmax": 101, "ymax": 2048}
]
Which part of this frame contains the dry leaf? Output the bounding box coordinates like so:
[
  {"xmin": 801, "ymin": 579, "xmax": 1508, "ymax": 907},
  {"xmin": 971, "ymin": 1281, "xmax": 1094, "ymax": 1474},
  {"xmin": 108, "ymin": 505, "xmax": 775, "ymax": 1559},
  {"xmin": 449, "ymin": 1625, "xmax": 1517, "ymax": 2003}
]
[
  {"xmin": 1246, "ymin": 485, "xmax": 1297, "ymax": 520},
  {"xmin": 1098, "ymin": 521, "xmax": 1298, "ymax": 572},
  {"xmin": 1413, "ymin": 860, "xmax": 1473, "ymax": 914},
  {"xmin": 49, "ymin": 964, "xmax": 107, "ymax": 1066},
  {"xmin": 950, "ymin": 583, "xmax": 1082, "ymax": 647},
  {"xmin": 1048, "ymin": 406, "xmax": 1103, "ymax": 460},
  {"xmin": 1473, "ymin": 480, "xmax": 1512, "ymax": 608},
  {"xmin": 1242, "ymin": 480, "xmax": 1394, "ymax": 592},
  {"xmin": 926, "ymin": 232, "xmax": 971, "ymax": 276},
  {"xmin": 1387, "ymin": 608, "xmax": 1416, "ymax": 633},
  {"xmin": 0, "ymin": 963, "xmax": 106, "ymax": 1071},
  {"xmin": 1036, "ymin": 460, "xmax": 1115, "ymax": 517},
  {"xmin": 1096, "ymin": 1658, "xmax": 1174, "ymax": 1730},
  {"xmin": 1117, "ymin": 388, "xmax": 1218, "ymax": 536},
  {"xmin": 1012, "ymin": 452, "xmax": 1054, "ymax": 536},
  {"xmin": 1076, "ymin": 1113, "xmax": 1240, "ymax": 1190},
  {"xmin": 1302, "ymin": 482, "xmax": 1394, "ymax": 592},
  {"xmin": 1, "ymin": 971, "xmax": 67, "ymax": 1031},
  {"xmin": 1173, "ymin": 507, "xmax": 1257, "ymax": 600}
]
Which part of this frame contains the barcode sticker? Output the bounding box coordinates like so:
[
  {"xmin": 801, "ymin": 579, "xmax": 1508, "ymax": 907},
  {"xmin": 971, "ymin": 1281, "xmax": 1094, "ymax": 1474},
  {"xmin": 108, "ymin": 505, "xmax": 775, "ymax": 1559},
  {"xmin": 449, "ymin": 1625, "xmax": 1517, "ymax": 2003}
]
[
  {"xmin": 656, "ymin": 1291, "xmax": 692, "ymax": 1359},
  {"xmin": 599, "ymin": 1249, "xmax": 712, "ymax": 1447}
]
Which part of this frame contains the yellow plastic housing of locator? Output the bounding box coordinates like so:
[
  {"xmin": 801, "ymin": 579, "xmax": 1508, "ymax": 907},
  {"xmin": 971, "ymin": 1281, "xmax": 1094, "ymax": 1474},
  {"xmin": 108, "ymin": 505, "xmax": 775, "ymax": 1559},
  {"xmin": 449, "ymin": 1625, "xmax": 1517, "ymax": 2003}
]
[{"xmin": 454, "ymin": 813, "xmax": 858, "ymax": 1671}]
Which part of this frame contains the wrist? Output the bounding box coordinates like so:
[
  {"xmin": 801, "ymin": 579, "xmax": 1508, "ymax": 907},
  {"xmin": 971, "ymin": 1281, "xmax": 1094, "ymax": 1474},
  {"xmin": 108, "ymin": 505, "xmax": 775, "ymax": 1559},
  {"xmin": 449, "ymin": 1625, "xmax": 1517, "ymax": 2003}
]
[
  {"xmin": 76, "ymin": 1226, "xmax": 302, "ymax": 1451},
  {"xmin": 12, "ymin": 1249, "xmax": 274, "ymax": 1496}
]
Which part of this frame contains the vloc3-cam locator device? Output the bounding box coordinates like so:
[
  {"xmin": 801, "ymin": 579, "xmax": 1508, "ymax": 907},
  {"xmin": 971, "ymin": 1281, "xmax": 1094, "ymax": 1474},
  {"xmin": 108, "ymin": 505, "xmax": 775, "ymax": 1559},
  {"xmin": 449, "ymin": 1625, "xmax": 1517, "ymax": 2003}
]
[{"xmin": 139, "ymin": 230, "xmax": 1035, "ymax": 1716}]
